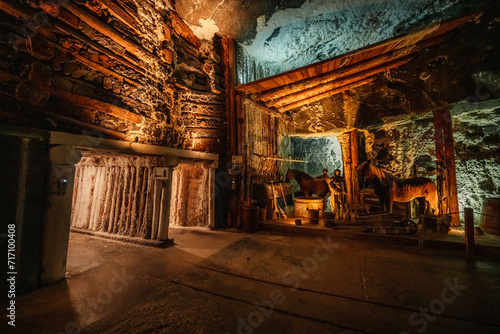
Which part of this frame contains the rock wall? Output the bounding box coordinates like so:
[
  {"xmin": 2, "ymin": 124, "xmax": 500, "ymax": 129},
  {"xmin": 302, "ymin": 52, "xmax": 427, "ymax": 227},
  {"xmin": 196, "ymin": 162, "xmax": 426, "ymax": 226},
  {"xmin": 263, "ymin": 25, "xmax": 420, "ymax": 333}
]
[
  {"xmin": 288, "ymin": 136, "xmax": 343, "ymax": 178},
  {"xmin": 243, "ymin": 98, "xmax": 288, "ymax": 182},
  {"xmin": 0, "ymin": 0, "xmax": 226, "ymax": 153},
  {"xmin": 236, "ymin": 0, "xmax": 488, "ymax": 84},
  {"xmin": 169, "ymin": 161, "xmax": 210, "ymax": 227},
  {"xmin": 365, "ymin": 99, "xmax": 500, "ymax": 222},
  {"xmin": 71, "ymin": 152, "xmax": 170, "ymax": 238}
]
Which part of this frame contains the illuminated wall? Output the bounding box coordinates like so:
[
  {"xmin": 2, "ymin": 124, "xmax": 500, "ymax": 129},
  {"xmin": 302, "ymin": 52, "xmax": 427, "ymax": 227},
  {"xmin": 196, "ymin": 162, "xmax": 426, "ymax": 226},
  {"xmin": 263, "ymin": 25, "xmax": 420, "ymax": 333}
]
[{"xmin": 236, "ymin": 0, "xmax": 487, "ymax": 84}]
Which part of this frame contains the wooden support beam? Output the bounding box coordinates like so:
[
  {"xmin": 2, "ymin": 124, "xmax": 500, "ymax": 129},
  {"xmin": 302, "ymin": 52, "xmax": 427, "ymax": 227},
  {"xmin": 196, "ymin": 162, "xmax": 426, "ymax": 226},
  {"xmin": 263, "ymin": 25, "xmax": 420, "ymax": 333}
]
[
  {"xmin": 52, "ymin": 20, "xmax": 162, "ymax": 85},
  {"xmin": 433, "ymin": 107, "xmax": 460, "ymax": 225},
  {"xmin": 266, "ymin": 57, "xmax": 411, "ymax": 109},
  {"xmin": 442, "ymin": 108, "xmax": 460, "ymax": 226},
  {"xmin": 257, "ymin": 102, "xmax": 291, "ymax": 120},
  {"xmin": 0, "ymin": 0, "xmax": 32, "ymax": 19},
  {"xmin": 99, "ymin": 0, "xmax": 138, "ymax": 32},
  {"xmin": 59, "ymin": 1, "xmax": 144, "ymax": 56},
  {"xmin": 0, "ymin": 0, "xmax": 158, "ymax": 86},
  {"xmin": 42, "ymin": 109, "xmax": 128, "ymax": 139},
  {"xmin": 465, "ymin": 207, "xmax": 474, "ymax": 255},
  {"xmin": 222, "ymin": 36, "xmax": 237, "ymax": 156},
  {"xmin": 341, "ymin": 132, "xmax": 353, "ymax": 205},
  {"xmin": 48, "ymin": 41, "xmax": 141, "ymax": 87},
  {"xmin": 251, "ymin": 33, "xmax": 448, "ymax": 102},
  {"xmin": 278, "ymin": 77, "xmax": 377, "ymax": 113},
  {"xmin": 434, "ymin": 108, "xmax": 448, "ymax": 215},
  {"xmin": 50, "ymin": 88, "xmax": 144, "ymax": 124},
  {"xmin": 350, "ymin": 129, "xmax": 360, "ymax": 204}
]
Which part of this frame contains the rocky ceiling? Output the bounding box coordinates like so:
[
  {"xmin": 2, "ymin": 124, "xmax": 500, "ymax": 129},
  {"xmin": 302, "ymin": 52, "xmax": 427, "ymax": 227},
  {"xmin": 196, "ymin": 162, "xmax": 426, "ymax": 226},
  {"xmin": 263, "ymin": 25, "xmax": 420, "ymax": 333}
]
[{"xmin": 176, "ymin": 0, "xmax": 492, "ymax": 83}]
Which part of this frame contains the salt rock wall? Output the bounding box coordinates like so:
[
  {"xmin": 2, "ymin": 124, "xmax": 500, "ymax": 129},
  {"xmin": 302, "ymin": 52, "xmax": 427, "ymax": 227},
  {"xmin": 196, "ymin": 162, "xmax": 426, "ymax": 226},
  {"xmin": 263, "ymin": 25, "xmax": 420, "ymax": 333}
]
[
  {"xmin": 288, "ymin": 136, "xmax": 343, "ymax": 178},
  {"xmin": 71, "ymin": 152, "xmax": 173, "ymax": 238},
  {"xmin": 236, "ymin": 0, "xmax": 487, "ymax": 84},
  {"xmin": 287, "ymin": 95, "xmax": 346, "ymax": 135},
  {"xmin": 0, "ymin": 0, "xmax": 225, "ymax": 153},
  {"xmin": 452, "ymin": 99, "xmax": 500, "ymax": 221},
  {"xmin": 368, "ymin": 117, "xmax": 436, "ymax": 179},
  {"xmin": 367, "ymin": 101, "xmax": 500, "ymax": 222},
  {"xmin": 169, "ymin": 161, "xmax": 210, "ymax": 227}
]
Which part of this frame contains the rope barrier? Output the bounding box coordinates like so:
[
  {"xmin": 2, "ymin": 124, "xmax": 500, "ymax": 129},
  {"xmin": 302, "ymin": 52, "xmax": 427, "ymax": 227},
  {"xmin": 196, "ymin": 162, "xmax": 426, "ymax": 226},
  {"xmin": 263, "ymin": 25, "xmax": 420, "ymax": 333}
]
[
  {"xmin": 443, "ymin": 211, "xmax": 500, "ymax": 220},
  {"xmin": 473, "ymin": 212, "xmax": 500, "ymax": 220},
  {"xmin": 446, "ymin": 211, "xmax": 463, "ymax": 215}
]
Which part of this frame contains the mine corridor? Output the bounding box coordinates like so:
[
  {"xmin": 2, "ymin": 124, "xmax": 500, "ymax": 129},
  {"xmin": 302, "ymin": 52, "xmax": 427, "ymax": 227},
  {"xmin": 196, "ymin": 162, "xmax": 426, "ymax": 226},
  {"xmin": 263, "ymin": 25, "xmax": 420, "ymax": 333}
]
[{"xmin": 1, "ymin": 0, "xmax": 500, "ymax": 333}]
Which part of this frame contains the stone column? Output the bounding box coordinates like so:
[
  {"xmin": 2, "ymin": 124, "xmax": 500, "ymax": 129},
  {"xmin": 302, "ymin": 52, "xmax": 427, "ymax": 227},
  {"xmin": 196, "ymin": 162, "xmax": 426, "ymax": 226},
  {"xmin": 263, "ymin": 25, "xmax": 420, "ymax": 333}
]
[{"xmin": 40, "ymin": 145, "xmax": 81, "ymax": 285}]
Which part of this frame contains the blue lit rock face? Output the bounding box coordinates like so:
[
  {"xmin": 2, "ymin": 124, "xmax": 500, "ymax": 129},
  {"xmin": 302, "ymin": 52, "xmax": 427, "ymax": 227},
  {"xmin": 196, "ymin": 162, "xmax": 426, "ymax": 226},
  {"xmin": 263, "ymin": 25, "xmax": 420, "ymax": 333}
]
[{"xmin": 236, "ymin": 0, "xmax": 483, "ymax": 84}]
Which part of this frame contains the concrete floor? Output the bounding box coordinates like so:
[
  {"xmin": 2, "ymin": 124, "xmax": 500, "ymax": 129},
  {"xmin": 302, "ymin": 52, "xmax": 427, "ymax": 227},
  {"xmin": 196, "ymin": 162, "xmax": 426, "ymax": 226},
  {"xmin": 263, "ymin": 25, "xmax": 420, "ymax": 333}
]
[{"xmin": 6, "ymin": 227, "xmax": 500, "ymax": 334}]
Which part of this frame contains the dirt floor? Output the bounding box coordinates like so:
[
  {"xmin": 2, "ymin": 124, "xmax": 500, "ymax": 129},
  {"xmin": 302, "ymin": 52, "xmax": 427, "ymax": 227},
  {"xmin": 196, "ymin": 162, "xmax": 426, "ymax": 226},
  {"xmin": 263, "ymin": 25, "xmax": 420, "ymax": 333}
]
[{"xmin": 5, "ymin": 227, "xmax": 500, "ymax": 334}]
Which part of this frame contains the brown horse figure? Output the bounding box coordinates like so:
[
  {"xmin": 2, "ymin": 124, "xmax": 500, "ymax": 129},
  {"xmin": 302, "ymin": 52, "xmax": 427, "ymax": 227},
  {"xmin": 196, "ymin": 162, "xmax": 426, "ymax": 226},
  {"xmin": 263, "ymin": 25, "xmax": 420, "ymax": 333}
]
[
  {"xmin": 357, "ymin": 160, "xmax": 438, "ymax": 214},
  {"xmin": 285, "ymin": 169, "xmax": 330, "ymax": 198}
]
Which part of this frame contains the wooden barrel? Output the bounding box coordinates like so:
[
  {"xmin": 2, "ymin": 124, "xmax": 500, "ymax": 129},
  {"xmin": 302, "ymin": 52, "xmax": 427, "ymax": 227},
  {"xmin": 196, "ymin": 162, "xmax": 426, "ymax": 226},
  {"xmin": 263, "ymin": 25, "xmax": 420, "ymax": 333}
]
[
  {"xmin": 324, "ymin": 212, "xmax": 336, "ymax": 227},
  {"xmin": 294, "ymin": 197, "xmax": 324, "ymax": 218},
  {"xmin": 242, "ymin": 205, "xmax": 259, "ymax": 233},
  {"xmin": 480, "ymin": 198, "xmax": 500, "ymax": 235},
  {"xmin": 258, "ymin": 207, "xmax": 266, "ymax": 221},
  {"xmin": 309, "ymin": 209, "xmax": 320, "ymax": 224}
]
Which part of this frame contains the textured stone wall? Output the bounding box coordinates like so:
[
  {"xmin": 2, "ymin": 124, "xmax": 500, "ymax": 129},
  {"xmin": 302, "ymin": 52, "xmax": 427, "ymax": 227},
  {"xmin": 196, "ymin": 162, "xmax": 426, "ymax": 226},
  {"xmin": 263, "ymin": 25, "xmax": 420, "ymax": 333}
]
[
  {"xmin": 288, "ymin": 136, "xmax": 343, "ymax": 178},
  {"xmin": 364, "ymin": 99, "xmax": 500, "ymax": 222},
  {"xmin": 169, "ymin": 161, "xmax": 210, "ymax": 227},
  {"xmin": 71, "ymin": 152, "xmax": 173, "ymax": 238},
  {"xmin": 243, "ymin": 98, "xmax": 288, "ymax": 182},
  {"xmin": 0, "ymin": 0, "xmax": 226, "ymax": 152}
]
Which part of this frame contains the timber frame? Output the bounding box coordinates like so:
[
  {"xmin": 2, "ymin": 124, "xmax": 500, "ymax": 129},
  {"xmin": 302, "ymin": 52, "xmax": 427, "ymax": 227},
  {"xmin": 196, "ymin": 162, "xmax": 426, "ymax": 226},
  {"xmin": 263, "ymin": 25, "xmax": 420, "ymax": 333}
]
[
  {"xmin": 231, "ymin": 11, "xmax": 482, "ymax": 223},
  {"xmin": 235, "ymin": 12, "xmax": 482, "ymax": 115}
]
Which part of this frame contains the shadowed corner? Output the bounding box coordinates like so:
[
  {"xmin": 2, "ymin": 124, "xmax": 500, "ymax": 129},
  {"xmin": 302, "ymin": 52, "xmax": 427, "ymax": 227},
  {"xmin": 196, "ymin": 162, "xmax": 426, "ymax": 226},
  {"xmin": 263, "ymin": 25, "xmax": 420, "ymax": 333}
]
[{"xmin": 11, "ymin": 280, "xmax": 81, "ymax": 334}]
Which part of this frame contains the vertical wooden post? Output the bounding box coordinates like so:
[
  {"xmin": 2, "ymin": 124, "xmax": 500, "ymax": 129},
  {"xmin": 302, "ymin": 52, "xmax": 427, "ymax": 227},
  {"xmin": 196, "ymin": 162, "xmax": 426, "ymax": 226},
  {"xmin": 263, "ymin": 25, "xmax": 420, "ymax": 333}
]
[
  {"xmin": 434, "ymin": 108, "xmax": 447, "ymax": 215},
  {"xmin": 222, "ymin": 36, "xmax": 237, "ymax": 156},
  {"xmin": 434, "ymin": 107, "xmax": 460, "ymax": 225},
  {"xmin": 208, "ymin": 164, "xmax": 216, "ymax": 229},
  {"xmin": 443, "ymin": 108, "xmax": 460, "ymax": 226},
  {"xmin": 465, "ymin": 207, "xmax": 474, "ymax": 255},
  {"xmin": 350, "ymin": 129, "xmax": 359, "ymax": 204},
  {"xmin": 341, "ymin": 131, "xmax": 353, "ymax": 205}
]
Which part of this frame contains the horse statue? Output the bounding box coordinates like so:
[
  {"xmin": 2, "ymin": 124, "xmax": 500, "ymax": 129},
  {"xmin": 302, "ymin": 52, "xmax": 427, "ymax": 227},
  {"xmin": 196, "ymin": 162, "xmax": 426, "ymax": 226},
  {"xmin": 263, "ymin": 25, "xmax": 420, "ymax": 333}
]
[
  {"xmin": 285, "ymin": 169, "xmax": 330, "ymax": 198},
  {"xmin": 357, "ymin": 160, "xmax": 438, "ymax": 214}
]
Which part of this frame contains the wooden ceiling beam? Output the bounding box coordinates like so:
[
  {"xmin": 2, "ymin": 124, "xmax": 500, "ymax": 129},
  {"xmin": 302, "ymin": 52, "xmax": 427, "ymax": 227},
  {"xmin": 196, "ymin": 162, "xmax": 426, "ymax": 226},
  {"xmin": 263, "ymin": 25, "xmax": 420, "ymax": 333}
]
[
  {"xmin": 277, "ymin": 77, "xmax": 377, "ymax": 113},
  {"xmin": 236, "ymin": 11, "xmax": 481, "ymax": 96},
  {"xmin": 266, "ymin": 56, "xmax": 413, "ymax": 109},
  {"xmin": 258, "ymin": 102, "xmax": 292, "ymax": 120},
  {"xmin": 255, "ymin": 33, "xmax": 448, "ymax": 103}
]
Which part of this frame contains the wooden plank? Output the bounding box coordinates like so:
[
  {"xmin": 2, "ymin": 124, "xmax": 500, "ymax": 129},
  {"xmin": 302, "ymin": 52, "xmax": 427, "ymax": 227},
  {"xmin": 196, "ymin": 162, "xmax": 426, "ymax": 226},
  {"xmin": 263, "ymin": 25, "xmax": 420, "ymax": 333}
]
[
  {"xmin": 260, "ymin": 53, "xmax": 414, "ymax": 103},
  {"xmin": 221, "ymin": 36, "xmax": 237, "ymax": 155},
  {"xmin": 307, "ymin": 67, "xmax": 316, "ymax": 77},
  {"xmin": 235, "ymin": 11, "xmax": 481, "ymax": 94},
  {"xmin": 99, "ymin": 0, "xmax": 137, "ymax": 31},
  {"xmin": 60, "ymin": 1, "xmax": 144, "ymax": 55},
  {"xmin": 255, "ymin": 31, "xmax": 449, "ymax": 103},
  {"xmin": 267, "ymin": 57, "xmax": 410, "ymax": 109},
  {"xmin": 274, "ymin": 76, "xmax": 288, "ymax": 86},
  {"xmin": 50, "ymin": 89, "xmax": 143, "ymax": 124},
  {"xmin": 465, "ymin": 208, "xmax": 474, "ymax": 255},
  {"xmin": 300, "ymin": 69, "xmax": 310, "ymax": 79},
  {"xmin": 278, "ymin": 76, "xmax": 377, "ymax": 113},
  {"xmin": 443, "ymin": 108, "xmax": 460, "ymax": 226}
]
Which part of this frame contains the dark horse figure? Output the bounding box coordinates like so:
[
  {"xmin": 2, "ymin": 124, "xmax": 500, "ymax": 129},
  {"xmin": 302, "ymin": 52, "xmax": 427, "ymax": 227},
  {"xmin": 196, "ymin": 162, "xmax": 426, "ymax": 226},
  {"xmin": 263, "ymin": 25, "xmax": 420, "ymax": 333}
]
[
  {"xmin": 285, "ymin": 169, "xmax": 330, "ymax": 198},
  {"xmin": 357, "ymin": 160, "xmax": 438, "ymax": 214}
]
